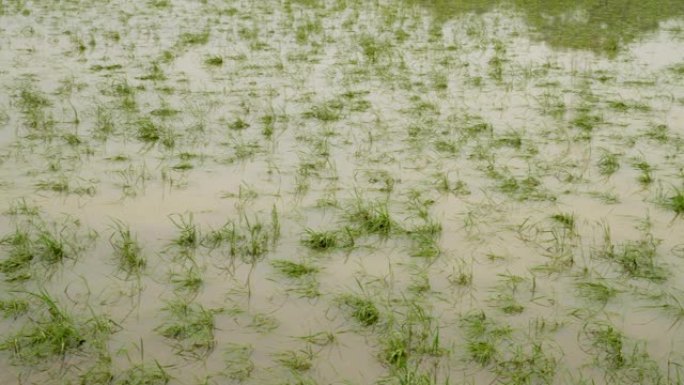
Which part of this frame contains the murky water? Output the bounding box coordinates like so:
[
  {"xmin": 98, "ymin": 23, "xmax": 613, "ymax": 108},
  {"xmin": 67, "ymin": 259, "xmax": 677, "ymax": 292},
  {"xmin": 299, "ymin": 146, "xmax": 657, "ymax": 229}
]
[{"xmin": 1, "ymin": 1, "xmax": 684, "ymax": 384}]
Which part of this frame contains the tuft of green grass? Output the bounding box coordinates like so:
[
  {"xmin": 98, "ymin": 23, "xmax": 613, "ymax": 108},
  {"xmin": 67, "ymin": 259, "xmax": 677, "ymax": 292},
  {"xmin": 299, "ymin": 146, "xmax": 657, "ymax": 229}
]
[
  {"xmin": 114, "ymin": 361, "xmax": 171, "ymax": 385},
  {"xmin": 169, "ymin": 213, "xmax": 199, "ymax": 249},
  {"xmin": 338, "ymin": 294, "xmax": 380, "ymax": 326},
  {"xmin": 203, "ymin": 55, "xmax": 223, "ymax": 66},
  {"xmin": 271, "ymin": 259, "xmax": 318, "ymax": 278},
  {"xmin": 157, "ymin": 299, "xmax": 217, "ymax": 358},
  {"xmin": 178, "ymin": 30, "xmax": 210, "ymax": 46},
  {"xmin": 273, "ymin": 347, "xmax": 314, "ymax": 372},
  {"xmin": 347, "ymin": 198, "xmax": 397, "ymax": 236},
  {"xmin": 301, "ymin": 229, "xmax": 338, "ymax": 250},
  {"xmin": 600, "ymin": 236, "xmax": 668, "ymax": 281},
  {"xmin": 597, "ymin": 151, "xmax": 620, "ymax": 176},
  {"xmin": 664, "ymin": 187, "xmax": 684, "ymax": 215},
  {"xmin": 576, "ymin": 280, "xmax": 618, "ymax": 305},
  {"xmin": 223, "ymin": 343, "xmax": 254, "ymax": 381},
  {"xmin": 0, "ymin": 297, "xmax": 29, "ymax": 318},
  {"xmin": 550, "ymin": 212, "xmax": 575, "ymax": 230},
  {"xmin": 110, "ymin": 220, "xmax": 145, "ymax": 276},
  {"xmin": 0, "ymin": 290, "xmax": 111, "ymax": 364}
]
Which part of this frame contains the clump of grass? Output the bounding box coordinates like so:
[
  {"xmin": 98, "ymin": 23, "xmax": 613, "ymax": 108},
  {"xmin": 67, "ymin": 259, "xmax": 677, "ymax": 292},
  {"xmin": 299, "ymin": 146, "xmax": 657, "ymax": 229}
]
[
  {"xmin": 223, "ymin": 343, "xmax": 254, "ymax": 381},
  {"xmin": 358, "ymin": 34, "xmax": 389, "ymax": 63},
  {"xmin": 304, "ymin": 100, "xmax": 343, "ymax": 122},
  {"xmin": 0, "ymin": 217, "xmax": 87, "ymax": 281},
  {"xmin": 337, "ymin": 294, "xmax": 380, "ymax": 326},
  {"xmin": 346, "ymin": 198, "xmax": 397, "ymax": 236},
  {"xmin": 109, "ymin": 220, "xmax": 145, "ymax": 277},
  {"xmin": 271, "ymin": 260, "xmax": 318, "ymax": 278},
  {"xmin": 273, "ymin": 347, "xmax": 314, "ymax": 372},
  {"xmin": 0, "ymin": 290, "xmax": 110, "ymax": 364},
  {"xmin": 248, "ymin": 313, "xmax": 279, "ymax": 333},
  {"xmin": 599, "ymin": 235, "xmax": 667, "ymax": 281},
  {"xmin": 169, "ymin": 213, "xmax": 199, "ymax": 249},
  {"xmin": 301, "ymin": 229, "xmax": 338, "ymax": 250},
  {"xmin": 459, "ymin": 312, "xmax": 511, "ymax": 366},
  {"xmin": 157, "ymin": 299, "xmax": 217, "ymax": 358},
  {"xmin": 114, "ymin": 361, "xmax": 171, "ymax": 385},
  {"xmin": 203, "ymin": 55, "xmax": 223, "ymax": 66},
  {"xmin": 0, "ymin": 297, "xmax": 29, "ymax": 318},
  {"xmin": 550, "ymin": 212, "xmax": 575, "ymax": 230},
  {"xmin": 136, "ymin": 117, "xmax": 167, "ymax": 144},
  {"xmin": 178, "ymin": 30, "xmax": 210, "ymax": 46},
  {"xmin": 0, "ymin": 229, "xmax": 34, "ymax": 281},
  {"xmin": 597, "ymin": 150, "xmax": 620, "ymax": 176},
  {"xmin": 169, "ymin": 265, "xmax": 203, "ymax": 294},
  {"xmin": 202, "ymin": 216, "xmax": 275, "ymax": 262},
  {"xmin": 582, "ymin": 322, "xmax": 625, "ymax": 369},
  {"xmin": 663, "ymin": 187, "xmax": 684, "ymax": 216},
  {"xmin": 576, "ymin": 280, "xmax": 618, "ymax": 305}
]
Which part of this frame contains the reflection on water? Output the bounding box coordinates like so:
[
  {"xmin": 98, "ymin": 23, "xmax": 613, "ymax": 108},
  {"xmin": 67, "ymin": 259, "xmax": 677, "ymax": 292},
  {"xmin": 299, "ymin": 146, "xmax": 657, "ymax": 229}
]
[{"xmin": 404, "ymin": 0, "xmax": 684, "ymax": 55}]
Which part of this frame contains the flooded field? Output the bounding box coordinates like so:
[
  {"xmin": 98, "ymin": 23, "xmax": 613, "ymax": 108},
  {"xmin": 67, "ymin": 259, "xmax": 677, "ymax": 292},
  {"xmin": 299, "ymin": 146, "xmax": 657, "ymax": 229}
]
[{"xmin": 1, "ymin": 0, "xmax": 684, "ymax": 384}]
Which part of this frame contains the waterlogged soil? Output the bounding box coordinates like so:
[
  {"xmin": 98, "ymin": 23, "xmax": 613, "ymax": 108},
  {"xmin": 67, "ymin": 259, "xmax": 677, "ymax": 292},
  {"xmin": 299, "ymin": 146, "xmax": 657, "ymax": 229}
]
[{"xmin": 1, "ymin": 1, "xmax": 684, "ymax": 384}]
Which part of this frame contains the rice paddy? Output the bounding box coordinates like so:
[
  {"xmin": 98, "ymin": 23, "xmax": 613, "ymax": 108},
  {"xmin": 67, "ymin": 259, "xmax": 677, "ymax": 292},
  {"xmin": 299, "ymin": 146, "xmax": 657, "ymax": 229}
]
[{"xmin": 1, "ymin": 0, "xmax": 684, "ymax": 384}]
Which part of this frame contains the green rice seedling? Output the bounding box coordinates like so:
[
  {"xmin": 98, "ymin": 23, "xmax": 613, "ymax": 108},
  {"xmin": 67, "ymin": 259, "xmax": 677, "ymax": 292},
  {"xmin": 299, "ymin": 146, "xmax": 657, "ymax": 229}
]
[
  {"xmin": 169, "ymin": 213, "xmax": 199, "ymax": 249},
  {"xmin": 608, "ymin": 100, "xmax": 651, "ymax": 112},
  {"xmin": 169, "ymin": 264, "xmax": 204, "ymax": 294},
  {"xmin": 203, "ymin": 55, "xmax": 224, "ymax": 66},
  {"xmin": 301, "ymin": 228, "xmax": 338, "ymax": 250},
  {"xmin": 304, "ymin": 100, "xmax": 343, "ymax": 122},
  {"xmin": 271, "ymin": 260, "xmax": 318, "ymax": 278},
  {"xmin": 597, "ymin": 150, "xmax": 620, "ymax": 176},
  {"xmin": 35, "ymin": 176, "xmax": 70, "ymax": 193},
  {"xmin": 381, "ymin": 330, "xmax": 409, "ymax": 368},
  {"xmin": 337, "ymin": 293, "xmax": 380, "ymax": 326},
  {"xmin": 114, "ymin": 361, "xmax": 171, "ymax": 385},
  {"xmin": 646, "ymin": 289, "xmax": 684, "ymax": 327},
  {"xmin": 581, "ymin": 322, "xmax": 625, "ymax": 369},
  {"xmin": 223, "ymin": 343, "xmax": 254, "ymax": 381},
  {"xmin": 178, "ymin": 30, "xmax": 210, "ymax": 46},
  {"xmin": 459, "ymin": 311, "xmax": 511, "ymax": 365},
  {"xmin": 5, "ymin": 199, "xmax": 40, "ymax": 217},
  {"xmin": 358, "ymin": 34, "xmax": 389, "ymax": 64},
  {"xmin": 494, "ymin": 342, "xmax": 557, "ymax": 384},
  {"xmin": 136, "ymin": 117, "xmax": 163, "ymax": 143},
  {"xmin": 663, "ymin": 187, "xmax": 684, "ymax": 216},
  {"xmin": 571, "ymin": 109, "xmax": 602, "ymax": 133},
  {"xmin": 288, "ymin": 276, "xmax": 322, "ymax": 299},
  {"xmin": 157, "ymin": 298, "xmax": 217, "ymax": 358},
  {"xmin": 249, "ymin": 313, "xmax": 279, "ymax": 333},
  {"xmin": 347, "ymin": 198, "xmax": 397, "ymax": 236},
  {"xmin": 575, "ymin": 280, "xmax": 618, "ymax": 306},
  {"xmin": 271, "ymin": 205, "xmax": 281, "ymax": 244},
  {"xmin": 109, "ymin": 220, "xmax": 145, "ymax": 277},
  {"xmin": 274, "ymin": 346, "xmax": 315, "ymax": 372},
  {"xmin": 631, "ymin": 159, "xmax": 653, "ymax": 186},
  {"xmin": 1, "ymin": 290, "xmax": 86, "ymax": 364},
  {"xmin": 643, "ymin": 124, "xmax": 670, "ymax": 143},
  {"xmin": 0, "ymin": 297, "xmax": 29, "ymax": 318},
  {"xmin": 599, "ymin": 236, "xmax": 667, "ymax": 281},
  {"xmin": 296, "ymin": 331, "xmax": 336, "ymax": 346},
  {"xmin": 139, "ymin": 61, "xmax": 167, "ymax": 81},
  {"xmin": 79, "ymin": 355, "xmax": 114, "ymax": 385},
  {"xmin": 0, "ymin": 229, "xmax": 33, "ymax": 281},
  {"xmin": 550, "ymin": 212, "xmax": 575, "ymax": 230},
  {"xmin": 448, "ymin": 259, "xmax": 473, "ymax": 287}
]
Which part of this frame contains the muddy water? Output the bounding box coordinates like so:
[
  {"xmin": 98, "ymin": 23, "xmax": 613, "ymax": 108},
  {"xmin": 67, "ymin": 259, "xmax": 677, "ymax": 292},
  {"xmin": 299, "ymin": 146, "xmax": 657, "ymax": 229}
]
[{"xmin": 1, "ymin": 0, "xmax": 684, "ymax": 384}]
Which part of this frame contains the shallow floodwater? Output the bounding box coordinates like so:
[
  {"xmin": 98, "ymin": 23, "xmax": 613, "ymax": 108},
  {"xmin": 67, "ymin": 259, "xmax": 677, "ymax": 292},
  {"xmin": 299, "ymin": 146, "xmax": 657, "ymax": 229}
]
[{"xmin": 1, "ymin": 0, "xmax": 684, "ymax": 384}]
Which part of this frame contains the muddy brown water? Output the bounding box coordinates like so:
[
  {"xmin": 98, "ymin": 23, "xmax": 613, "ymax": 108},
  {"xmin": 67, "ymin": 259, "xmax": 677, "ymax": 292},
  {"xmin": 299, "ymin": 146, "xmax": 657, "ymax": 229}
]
[{"xmin": 1, "ymin": 1, "xmax": 684, "ymax": 384}]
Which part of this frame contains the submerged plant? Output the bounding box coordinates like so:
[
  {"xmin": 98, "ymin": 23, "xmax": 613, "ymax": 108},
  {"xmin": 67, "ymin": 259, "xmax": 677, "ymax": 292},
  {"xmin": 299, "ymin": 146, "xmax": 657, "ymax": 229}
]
[{"xmin": 337, "ymin": 294, "xmax": 380, "ymax": 326}]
